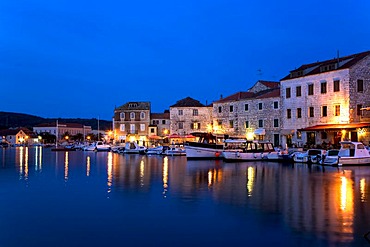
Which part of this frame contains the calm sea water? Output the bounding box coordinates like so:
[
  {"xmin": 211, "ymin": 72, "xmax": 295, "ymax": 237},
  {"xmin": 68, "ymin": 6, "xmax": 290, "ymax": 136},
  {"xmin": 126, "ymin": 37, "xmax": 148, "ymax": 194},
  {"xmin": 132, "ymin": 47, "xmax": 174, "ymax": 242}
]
[{"xmin": 1, "ymin": 147, "xmax": 370, "ymax": 247}]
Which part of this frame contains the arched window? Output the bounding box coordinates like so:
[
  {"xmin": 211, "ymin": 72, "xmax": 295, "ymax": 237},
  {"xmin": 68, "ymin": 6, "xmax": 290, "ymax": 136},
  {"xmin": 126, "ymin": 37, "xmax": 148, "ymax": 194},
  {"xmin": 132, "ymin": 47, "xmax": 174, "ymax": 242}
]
[
  {"xmin": 140, "ymin": 112, "xmax": 145, "ymax": 119},
  {"xmin": 120, "ymin": 112, "xmax": 125, "ymax": 119},
  {"xmin": 130, "ymin": 112, "xmax": 135, "ymax": 119}
]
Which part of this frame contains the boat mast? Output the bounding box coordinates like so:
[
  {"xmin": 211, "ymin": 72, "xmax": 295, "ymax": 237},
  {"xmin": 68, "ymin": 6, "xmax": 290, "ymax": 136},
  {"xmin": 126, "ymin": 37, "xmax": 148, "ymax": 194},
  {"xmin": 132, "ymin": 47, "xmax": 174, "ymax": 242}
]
[{"xmin": 56, "ymin": 120, "xmax": 59, "ymax": 147}]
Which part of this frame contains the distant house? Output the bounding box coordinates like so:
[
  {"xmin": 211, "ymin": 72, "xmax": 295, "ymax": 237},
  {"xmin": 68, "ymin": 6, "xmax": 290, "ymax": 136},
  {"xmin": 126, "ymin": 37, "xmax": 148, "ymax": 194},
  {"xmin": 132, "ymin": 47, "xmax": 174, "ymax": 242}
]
[
  {"xmin": 169, "ymin": 97, "xmax": 213, "ymax": 135},
  {"xmin": 149, "ymin": 110, "xmax": 170, "ymax": 142},
  {"xmin": 0, "ymin": 128, "xmax": 34, "ymax": 145},
  {"xmin": 33, "ymin": 122, "xmax": 92, "ymax": 141}
]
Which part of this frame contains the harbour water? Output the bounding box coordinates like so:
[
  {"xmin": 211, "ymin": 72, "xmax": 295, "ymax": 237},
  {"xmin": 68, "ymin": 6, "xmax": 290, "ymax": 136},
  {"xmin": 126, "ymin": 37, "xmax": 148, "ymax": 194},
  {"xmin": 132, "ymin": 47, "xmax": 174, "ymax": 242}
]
[{"xmin": 1, "ymin": 147, "xmax": 370, "ymax": 247}]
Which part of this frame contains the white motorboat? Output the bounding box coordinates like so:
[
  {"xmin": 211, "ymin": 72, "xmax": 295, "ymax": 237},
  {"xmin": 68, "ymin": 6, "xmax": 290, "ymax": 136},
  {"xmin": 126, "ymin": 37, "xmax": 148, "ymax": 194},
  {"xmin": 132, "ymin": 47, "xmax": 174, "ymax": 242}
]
[
  {"xmin": 292, "ymin": 149, "xmax": 326, "ymax": 164},
  {"xmin": 337, "ymin": 141, "xmax": 370, "ymax": 166},
  {"xmin": 146, "ymin": 146, "xmax": 164, "ymax": 155},
  {"xmin": 321, "ymin": 149, "xmax": 339, "ymax": 166},
  {"xmin": 222, "ymin": 139, "xmax": 279, "ymax": 162},
  {"xmin": 184, "ymin": 132, "xmax": 224, "ymax": 159},
  {"xmin": 83, "ymin": 141, "xmax": 111, "ymax": 151},
  {"xmin": 124, "ymin": 142, "xmax": 147, "ymax": 154},
  {"xmin": 164, "ymin": 145, "xmax": 186, "ymax": 156}
]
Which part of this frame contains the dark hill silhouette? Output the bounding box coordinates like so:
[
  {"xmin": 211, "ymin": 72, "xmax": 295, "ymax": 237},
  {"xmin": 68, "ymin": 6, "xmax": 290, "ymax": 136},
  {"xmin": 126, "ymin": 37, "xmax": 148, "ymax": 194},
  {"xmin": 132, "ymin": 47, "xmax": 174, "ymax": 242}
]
[{"xmin": 0, "ymin": 112, "xmax": 112, "ymax": 131}]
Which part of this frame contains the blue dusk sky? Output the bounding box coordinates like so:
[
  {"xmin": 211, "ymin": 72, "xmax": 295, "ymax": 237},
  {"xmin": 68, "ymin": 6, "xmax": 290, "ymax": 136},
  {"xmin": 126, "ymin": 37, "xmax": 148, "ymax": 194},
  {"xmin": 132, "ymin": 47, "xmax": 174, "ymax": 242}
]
[{"xmin": 1, "ymin": 0, "xmax": 370, "ymax": 120}]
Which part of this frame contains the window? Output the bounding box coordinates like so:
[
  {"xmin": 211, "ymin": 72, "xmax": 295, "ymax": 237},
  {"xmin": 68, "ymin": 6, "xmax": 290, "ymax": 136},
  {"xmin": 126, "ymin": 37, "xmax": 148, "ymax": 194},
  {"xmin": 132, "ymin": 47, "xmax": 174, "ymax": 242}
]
[
  {"xmin": 218, "ymin": 106, "xmax": 222, "ymax": 113},
  {"xmin": 130, "ymin": 124, "xmax": 135, "ymax": 133},
  {"xmin": 193, "ymin": 109, "xmax": 198, "ymax": 116},
  {"xmin": 322, "ymin": 106, "xmax": 327, "ymax": 117},
  {"xmin": 191, "ymin": 123, "xmax": 200, "ymax": 129},
  {"xmin": 274, "ymin": 119, "xmax": 279, "ymax": 127},
  {"xmin": 218, "ymin": 120, "xmax": 222, "ymax": 126},
  {"xmin": 178, "ymin": 109, "xmax": 183, "ymax": 115},
  {"xmin": 273, "ymin": 101, "xmax": 279, "ymax": 109},
  {"xmin": 120, "ymin": 124, "xmax": 125, "ymax": 131},
  {"xmin": 321, "ymin": 82, "xmax": 327, "ymax": 94},
  {"xmin": 287, "ymin": 109, "xmax": 291, "ymax": 119},
  {"xmin": 258, "ymin": 103, "xmax": 263, "ymax": 110},
  {"xmin": 357, "ymin": 79, "xmax": 364, "ymax": 92},
  {"xmin": 150, "ymin": 128, "xmax": 155, "ymax": 133},
  {"xmin": 296, "ymin": 86, "xmax": 301, "ymax": 97},
  {"xmin": 130, "ymin": 112, "xmax": 135, "ymax": 119},
  {"xmin": 258, "ymin": 120, "xmax": 263, "ymax": 128},
  {"xmin": 334, "ymin": 80, "xmax": 340, "ymax": 92},
  {"xmin": 309, "ymin": 107, "xmax": 314, "ymax": 117},
  {"xmin": 245, "ymin": 121, "xmax": 249, "ymax": 128},
  {"xmin": 357, "ymin": 104, "xmax": 363, "ymax": 116},
  {"xmin": 140, "ymin": 112, "xmax": 145, "ymax": 119},
  {"xmin": 140, "ymin": 124, "xmax": 145, "ymax": 131},
  {"xmin": 297, "ymin": 131, "xmax": 302, "ymax": 139},
  {"xmin": 308, "ymin": 84, "xmax": 314, "ymax": 95},
  {"xmin": 244, "ymin": 104, "xmax": 249, "ymax": 111},
  {"xmin": 286, "ymin": 88, "xmax": 291, "ymax": 98},
  {"xmin": 321, "ymin": 132, "xmax": 327, "ymax": 139},
  {"xmin": 335, "ymin": 105, "xmax": 340, "ymax": 116},
  {"xmin": 162, "ymin": 120, "xmax": 166, "ymax": 124},
  {"xmin": 178, "ymin": 122, "xmax": 183, "ymax": 129},
  {"xmin": 120, "ymin": 112, "xmax": 125, "ymax": 119},
  {"xmin": 229, "ymin": 120, "xmax": 234, "ymax": 128},
  {"xmin": 297, "ymin": 108, "xmax": 302, "ymax": 118},
  {"xmin": 230, "ymin": 105, "xmax": 234, "ymax": 112}
]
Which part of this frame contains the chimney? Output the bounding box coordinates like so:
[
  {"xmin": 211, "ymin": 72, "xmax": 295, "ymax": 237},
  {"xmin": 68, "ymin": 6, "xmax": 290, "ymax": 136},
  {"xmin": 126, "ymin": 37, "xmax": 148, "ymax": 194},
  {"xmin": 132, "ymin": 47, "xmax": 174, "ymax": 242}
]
[{"xmin": 220, "ymin": 94, "xmax": 223, "ymax": 100}]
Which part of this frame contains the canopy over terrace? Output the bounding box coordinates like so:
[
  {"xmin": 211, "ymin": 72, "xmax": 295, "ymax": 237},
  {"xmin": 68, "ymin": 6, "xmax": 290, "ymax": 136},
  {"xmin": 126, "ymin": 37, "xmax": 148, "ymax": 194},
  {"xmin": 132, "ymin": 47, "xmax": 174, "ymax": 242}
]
[{"xmin": 298, "ymin": 123, "xmax": 370, "ymax": 131}]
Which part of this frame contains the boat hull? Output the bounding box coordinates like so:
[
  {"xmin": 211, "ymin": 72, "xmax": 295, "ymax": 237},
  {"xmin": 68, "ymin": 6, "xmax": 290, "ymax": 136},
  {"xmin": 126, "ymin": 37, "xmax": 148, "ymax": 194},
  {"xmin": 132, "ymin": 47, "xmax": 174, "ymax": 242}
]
[
  {"xmin": 338, "ymin": 157, "xmax": 370, "ymax": 166},
  {"xmin": 223, "ymin": 151, "xmax": 280, "ymax": 162},
  {"xmin": 185, "ymin": 146, "xmax": 223, "ymax": 160}
]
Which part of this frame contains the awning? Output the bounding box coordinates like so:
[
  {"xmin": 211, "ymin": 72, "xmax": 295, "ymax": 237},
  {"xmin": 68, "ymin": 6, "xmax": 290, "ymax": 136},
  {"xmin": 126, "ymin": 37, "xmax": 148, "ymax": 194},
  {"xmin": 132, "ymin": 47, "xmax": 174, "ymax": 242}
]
[
  {"xmin": 280, "ymin": 129, "xmax": 295, "ymax": 135},
  {"xmin": 148, "ymin": 135, "xmax": 162, "ymax": 140},
  {"xmin": 299, "ymin": 123, "xmax": 370, "ymax": 131},
  {"xmin": 254, "ymin": 128, "xmax": 265, "ymax": 135}
]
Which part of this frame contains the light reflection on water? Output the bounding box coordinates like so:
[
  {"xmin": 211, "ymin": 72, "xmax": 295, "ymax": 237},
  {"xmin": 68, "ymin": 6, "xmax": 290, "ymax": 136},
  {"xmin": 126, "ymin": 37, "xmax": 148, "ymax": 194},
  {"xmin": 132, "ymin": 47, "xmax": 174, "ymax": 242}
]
[{"xmin": 1, "ymin": 147, "xmax": 370, "ymax": 246}]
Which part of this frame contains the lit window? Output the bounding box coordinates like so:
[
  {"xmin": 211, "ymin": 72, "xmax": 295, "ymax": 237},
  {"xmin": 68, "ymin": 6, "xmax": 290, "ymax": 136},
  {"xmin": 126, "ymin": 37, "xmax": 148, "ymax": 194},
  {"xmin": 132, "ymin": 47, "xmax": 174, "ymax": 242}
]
[
  {"xmin": 120, "ymin": 124, "xmax": 125, "ymax": 131},
  {"xmin": 229, "ymin": 120, "xmax": 234, "ymax": 128},
  {"xmin": 335, "ymin": 105, "xmax": 340, "ymax": 116},
  {"xmin": 140, "ymin": 124, "xmax": 145, "ymax": 131}
]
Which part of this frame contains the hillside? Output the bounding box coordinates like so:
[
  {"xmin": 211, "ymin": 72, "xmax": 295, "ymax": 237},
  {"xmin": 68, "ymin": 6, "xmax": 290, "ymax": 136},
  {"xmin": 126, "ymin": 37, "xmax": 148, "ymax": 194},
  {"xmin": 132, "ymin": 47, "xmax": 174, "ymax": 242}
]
[{"xmin": 0, "ymin": 112, "xmax": 112, "ymax": 130}]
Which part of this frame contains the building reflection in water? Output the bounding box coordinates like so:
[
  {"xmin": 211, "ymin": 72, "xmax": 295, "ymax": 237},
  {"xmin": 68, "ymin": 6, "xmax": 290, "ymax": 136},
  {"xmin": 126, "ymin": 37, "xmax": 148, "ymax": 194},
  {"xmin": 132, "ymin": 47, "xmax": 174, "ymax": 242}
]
[
  {"xmin": 246, "ymin": 166, "xmax": 255, "ymax": 197},
  {"xmin": 34, "ymin": 146, "xmax": 42, "ymax": 172},
  {"xmin": 64, "ymin": 152, "xmax": 69, "ymax": 182},
  {"xmin": 107, "ymin": 152, "xmax": 113, "ymax": 194},
  {"xmin": 140, "ymin": 159, "xmax": 145, "ymax": 187},
  {"xmin": 86, "ymin": 155, "xmax": 91, "ymax": 177},
  {"xmin": 163, "ymin": 156, "xmax": 168, "ymax": 198},
  {"xmin": 18, "ymin": 146, "xmax": 29, "ymax": 181}
]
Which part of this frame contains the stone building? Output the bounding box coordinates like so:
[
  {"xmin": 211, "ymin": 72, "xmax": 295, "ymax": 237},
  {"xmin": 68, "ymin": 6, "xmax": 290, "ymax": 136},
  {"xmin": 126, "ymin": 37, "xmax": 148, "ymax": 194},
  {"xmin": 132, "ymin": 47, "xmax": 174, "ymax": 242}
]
[
  {"xmin": 169, "ymin": 97, "xmax": 213, "ymax": 135},
  {"xmin": 212, "ymin": 80, "xmax": 281, "ymax": 146},
  {"xmin": 113, "ymin": 102, "xmax": 151, "ymax": 145},
  {"xmin": 280, "ymin": 50, "xmax": 370, "ymax": 148},
  {"xmin": 148, "ymin": 110, "xmax": 170, "ymax": 144}
]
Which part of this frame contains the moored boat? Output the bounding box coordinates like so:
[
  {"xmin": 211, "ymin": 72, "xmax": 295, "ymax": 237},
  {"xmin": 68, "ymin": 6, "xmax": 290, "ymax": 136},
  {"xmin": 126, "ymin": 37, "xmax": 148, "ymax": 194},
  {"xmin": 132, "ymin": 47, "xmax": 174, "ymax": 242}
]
[
  {"xmin": 292, "ymin": 149, "xmax": 326, "ymax": 164},
  {"xmin": 222, "ymin": 139, "xmax": 279, "ymax": 162},
  {"xmin": 123, "ymin": 142, "xmax": 147, "ymax": 154},
  {"xmin": 164, "ymin": 145, "xmax": 186, "ymax": 156},
  {"xmin": 337, "ymin": 141, "xmax": 370, "ymax": 166},
  {"xmin": 184, "ymin": 132, "xmax": 224, "ymax": 159}
]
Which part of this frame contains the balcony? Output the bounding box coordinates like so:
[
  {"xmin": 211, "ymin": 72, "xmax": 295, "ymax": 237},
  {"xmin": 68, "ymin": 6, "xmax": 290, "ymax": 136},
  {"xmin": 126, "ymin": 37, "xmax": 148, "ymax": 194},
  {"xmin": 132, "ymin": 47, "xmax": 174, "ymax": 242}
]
[{"xmin": 360, "ymin": 111, "xmax": 370, "ymax": 123}]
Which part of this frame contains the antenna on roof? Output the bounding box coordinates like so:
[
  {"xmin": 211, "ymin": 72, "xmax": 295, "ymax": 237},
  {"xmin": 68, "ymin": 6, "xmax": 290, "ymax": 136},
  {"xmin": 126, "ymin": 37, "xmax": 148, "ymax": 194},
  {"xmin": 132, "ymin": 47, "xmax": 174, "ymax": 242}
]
[{"xmin": 337, "ymin": 50, "xmax": 340, "ymax": 68}]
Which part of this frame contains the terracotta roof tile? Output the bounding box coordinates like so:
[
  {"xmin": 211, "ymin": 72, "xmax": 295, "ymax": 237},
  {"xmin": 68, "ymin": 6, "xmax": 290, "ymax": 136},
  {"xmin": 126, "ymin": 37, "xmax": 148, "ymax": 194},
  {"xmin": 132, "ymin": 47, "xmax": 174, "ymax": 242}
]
[
  {"xmin": 170, "ymin": 97, "xmax": 205, "ymax": 107},
  {"xmin": 281, "ymin": 50, "xmax": 370, "ymax": 80}
]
